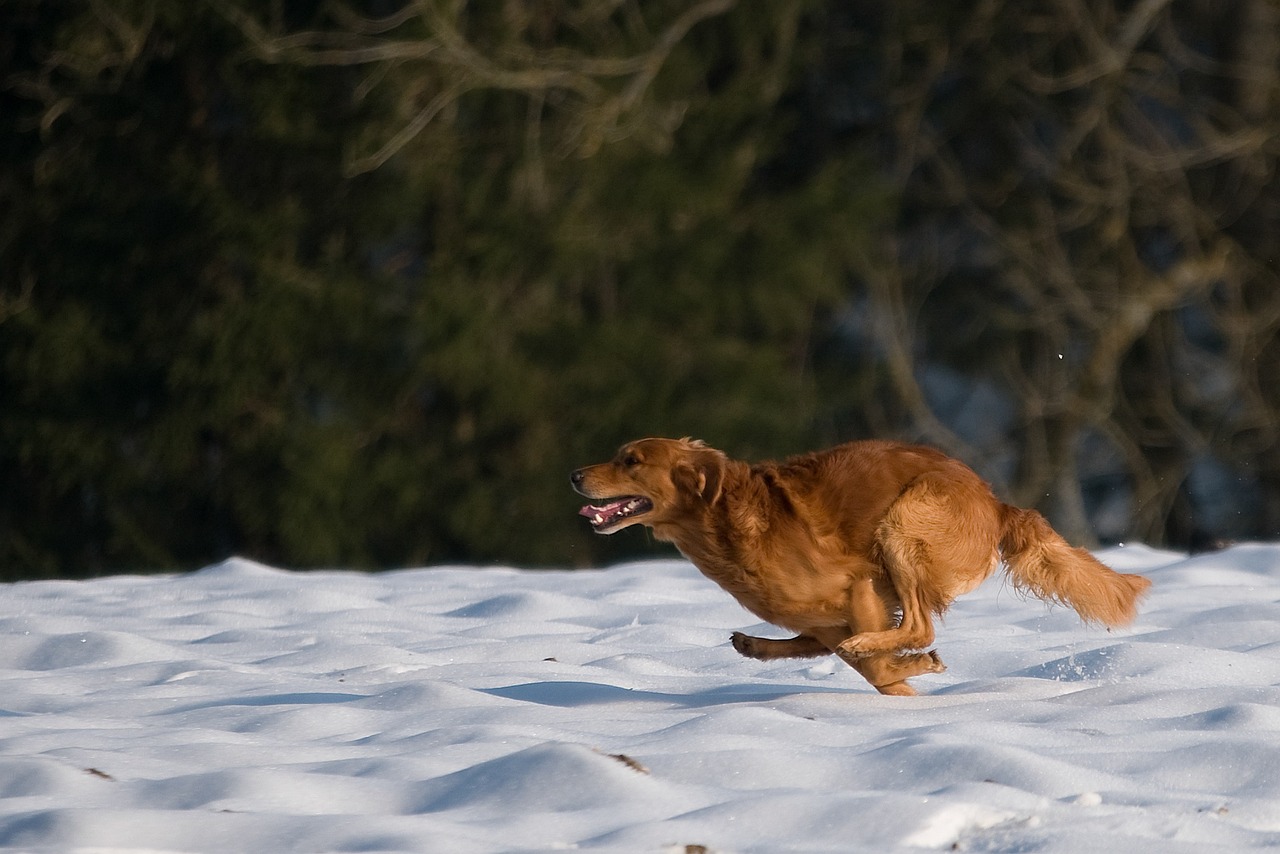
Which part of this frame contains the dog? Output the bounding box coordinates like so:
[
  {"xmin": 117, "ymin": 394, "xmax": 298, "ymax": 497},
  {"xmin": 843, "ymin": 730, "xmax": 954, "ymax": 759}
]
[{"xmin": 571, "ymin": 437, "xmax": 1151, "ymax": 696}]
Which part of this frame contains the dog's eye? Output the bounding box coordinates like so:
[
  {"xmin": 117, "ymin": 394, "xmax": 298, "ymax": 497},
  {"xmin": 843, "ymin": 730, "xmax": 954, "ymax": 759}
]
[{"xmin": 623, "ymin": 455, "xmax": 641, "ymax": 467}]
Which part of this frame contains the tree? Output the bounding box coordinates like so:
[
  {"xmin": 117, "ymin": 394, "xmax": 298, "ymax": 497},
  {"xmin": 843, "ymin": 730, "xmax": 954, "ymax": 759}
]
[
  {"xmin": 4, "ymin": 0, "xmax": 1278, "ymax": 579},
  {"xmin": 1, "ymin": 0, "xmax": 424, "ymax": 574},
  {"xmin": 820, "ymin": 0, "xmax": 1280, "ymax": 546},
  {"xmin": 1, "ymin": 0, "xmax": 889, "ymax": 575}
]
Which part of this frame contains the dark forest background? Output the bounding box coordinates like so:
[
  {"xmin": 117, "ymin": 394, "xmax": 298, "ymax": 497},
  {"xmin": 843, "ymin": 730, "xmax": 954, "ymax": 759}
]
[{"xmin": 3, "ymin": 0, "xmax": 1279, "ymax": 580}]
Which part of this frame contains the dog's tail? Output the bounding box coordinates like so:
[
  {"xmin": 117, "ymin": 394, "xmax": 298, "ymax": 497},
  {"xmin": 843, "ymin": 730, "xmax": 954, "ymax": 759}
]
[{"xmin": 999, "ymin": 505, "xmax": 1151, "ymax": 627}]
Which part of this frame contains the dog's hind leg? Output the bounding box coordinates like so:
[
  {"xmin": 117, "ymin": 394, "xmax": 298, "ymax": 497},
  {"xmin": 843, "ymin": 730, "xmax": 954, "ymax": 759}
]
[
  {"xmin": 731, "ymin": 632, "xmax": 830, "ymax": 660},
  {"xmin": 838, "ymin": 480, "xmax": 965, "ymax": 658},
  {"xmin": 731, "ymin": 627, "xmax": 944, "ymax": 695}
]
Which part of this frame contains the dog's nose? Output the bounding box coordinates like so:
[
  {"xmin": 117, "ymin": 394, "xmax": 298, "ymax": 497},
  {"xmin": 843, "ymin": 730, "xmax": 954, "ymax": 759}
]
[{"xmin": 570, "ymin": 469, "xmax": 585, "ymax": 486}]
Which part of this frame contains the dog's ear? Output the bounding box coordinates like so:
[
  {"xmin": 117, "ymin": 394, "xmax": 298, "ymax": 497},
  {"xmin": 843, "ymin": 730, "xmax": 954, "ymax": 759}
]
[
  {"xmin": 674, "ymin": 450, "xmax": 725, "ymax": 505},
  {"xmin": 698, "ymin": 451, "xmax": 724, "ymax": 505}
]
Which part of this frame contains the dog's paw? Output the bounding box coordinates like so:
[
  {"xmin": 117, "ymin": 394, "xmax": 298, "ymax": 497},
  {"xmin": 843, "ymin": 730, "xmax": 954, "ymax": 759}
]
[
  {"xmin": 892, "ymin": 649, "xmax": 947, "ymax": 674},
  {"xmin": 731, "ymin": 631, "xmax": 761, "ymax": 659},
  {"xmin": 875, "ymin": 680, "xmax": 918, "ymax": 697},
  {"xmin": 835, "ymin": 635, "xmax": 875, "ymax": 659}
]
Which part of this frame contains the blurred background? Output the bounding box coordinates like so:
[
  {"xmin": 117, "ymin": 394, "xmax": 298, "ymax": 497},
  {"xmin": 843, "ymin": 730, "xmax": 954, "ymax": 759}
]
[{"xmin": 2, "ymin": 0, "xmax": 1278, "ymax": 580}]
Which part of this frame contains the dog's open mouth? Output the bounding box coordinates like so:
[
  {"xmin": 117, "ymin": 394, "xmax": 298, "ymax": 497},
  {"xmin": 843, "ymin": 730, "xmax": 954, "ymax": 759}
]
[{"xmin": 579, "ymin": 496, "xmax": 653, "ymax": 532}]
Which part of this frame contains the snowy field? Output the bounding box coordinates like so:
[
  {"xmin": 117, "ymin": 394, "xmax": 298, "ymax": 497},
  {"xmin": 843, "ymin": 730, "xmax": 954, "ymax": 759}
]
[{"xmin": 2, "ymin": 544, "xmax": 1280, "ymax": 852}]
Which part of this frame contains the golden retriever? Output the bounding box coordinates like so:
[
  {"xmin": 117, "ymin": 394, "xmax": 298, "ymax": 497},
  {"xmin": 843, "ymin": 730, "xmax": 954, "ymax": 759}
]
[{"xmin": 571, "ymin": 437, "xmax": 1151, "ymax": 696}]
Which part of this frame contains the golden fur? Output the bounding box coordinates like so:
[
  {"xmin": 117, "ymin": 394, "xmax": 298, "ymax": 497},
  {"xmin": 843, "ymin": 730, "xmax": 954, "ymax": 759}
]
[{"xmin": 572, "ymin": 437, "xmax": 1151, "ymax": 696}]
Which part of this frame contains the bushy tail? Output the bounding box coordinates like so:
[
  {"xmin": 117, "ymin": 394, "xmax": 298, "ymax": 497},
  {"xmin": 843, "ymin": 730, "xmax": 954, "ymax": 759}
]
[{"xmin": 1000, "ymin": 506, "xmax": 1151, "ymax": 627}]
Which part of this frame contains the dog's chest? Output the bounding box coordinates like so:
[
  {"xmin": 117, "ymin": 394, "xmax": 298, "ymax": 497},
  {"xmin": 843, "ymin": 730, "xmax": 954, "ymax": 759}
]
[{"xmin": 688, "ymin": 545, "xmax": 856, "ymax": 630}]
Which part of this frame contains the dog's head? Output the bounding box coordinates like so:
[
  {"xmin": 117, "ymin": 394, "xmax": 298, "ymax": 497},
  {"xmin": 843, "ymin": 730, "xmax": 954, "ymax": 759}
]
[{"xmin": 571, "ymin": 437, "xmax": 726, "ymax": 535}]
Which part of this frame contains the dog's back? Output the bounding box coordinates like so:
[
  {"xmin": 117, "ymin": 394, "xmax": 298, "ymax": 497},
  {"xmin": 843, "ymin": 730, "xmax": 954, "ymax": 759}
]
[{"xmin": 772, "ymin": 441, "xmax": 964, "ymax": 536}]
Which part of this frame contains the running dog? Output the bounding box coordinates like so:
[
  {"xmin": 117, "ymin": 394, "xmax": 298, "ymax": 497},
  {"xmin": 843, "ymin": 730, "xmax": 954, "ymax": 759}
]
[{"xmin": 572, "ymin": 437, "xmax": 1150, "ymax": 696}]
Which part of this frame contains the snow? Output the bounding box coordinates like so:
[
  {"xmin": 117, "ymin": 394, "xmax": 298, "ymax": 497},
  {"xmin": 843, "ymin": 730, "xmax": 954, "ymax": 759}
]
[{"xmin": 2, "ymin": 544, "xmax": 1280, "ymax": 852}]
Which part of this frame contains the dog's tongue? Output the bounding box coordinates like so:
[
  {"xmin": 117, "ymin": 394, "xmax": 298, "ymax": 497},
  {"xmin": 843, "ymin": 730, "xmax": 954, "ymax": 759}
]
[{"xmin": 579, "ymin": 499, "xmax": 630, "ymax": 521}]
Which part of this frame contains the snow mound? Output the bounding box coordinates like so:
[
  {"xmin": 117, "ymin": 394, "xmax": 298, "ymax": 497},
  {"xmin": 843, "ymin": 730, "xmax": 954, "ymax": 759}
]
[{"xmin": 1, "ymin": 545, "xmax": 1280, "ymax": 851}]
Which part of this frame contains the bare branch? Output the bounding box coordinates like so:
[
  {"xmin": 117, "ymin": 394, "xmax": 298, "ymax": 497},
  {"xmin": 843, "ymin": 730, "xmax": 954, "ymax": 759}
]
[
  {"xmin": 210, "ymin": 0, "xmax": 739, "ymax": 167},
  {"xmin": 346, "ymin": 79, "xmax": 471, "ymax": 175}
]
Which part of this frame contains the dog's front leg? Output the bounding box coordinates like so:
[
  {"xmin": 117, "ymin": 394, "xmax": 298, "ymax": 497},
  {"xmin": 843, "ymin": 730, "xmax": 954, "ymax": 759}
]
[
  {"xmin": 731, "ymin": 632, "xmax": 830, "ymax": 660},
  {"xmin": 828, "ymin": 576, "xmax": 946, "ymax": 695},
  {"xmin": 833, "ymin": 646, "xmax": 946, "ymax": 695}
]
